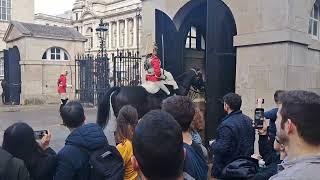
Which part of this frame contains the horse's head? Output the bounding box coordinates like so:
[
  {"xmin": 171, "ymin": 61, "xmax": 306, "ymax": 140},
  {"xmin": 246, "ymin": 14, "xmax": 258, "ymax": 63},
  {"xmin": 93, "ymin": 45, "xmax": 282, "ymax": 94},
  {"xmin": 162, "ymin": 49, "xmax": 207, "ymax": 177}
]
[
  {"xmin": 176, "ymin": 68, "xmax": 205, "ymax": 95},
  {"xmin": 190, "ymin": 68, "xmax": 205, "ymax": 92}
]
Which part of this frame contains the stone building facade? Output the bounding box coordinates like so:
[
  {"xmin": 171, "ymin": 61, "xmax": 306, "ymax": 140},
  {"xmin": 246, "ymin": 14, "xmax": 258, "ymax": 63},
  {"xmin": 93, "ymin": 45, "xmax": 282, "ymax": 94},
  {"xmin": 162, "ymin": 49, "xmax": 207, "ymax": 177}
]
[
  {"xmin": 72, "ymin": 0, "xmax": 142, "ymax": 55},
  {"xmin": 34, "ymin": 12, "xmax": 72, "ymax": 27},
  {"xmin": 141, "ymin": 0, "xmax": 320, "ymax": 137},
  {"xmin": 3, "ymin": 21, "xmax": 86, "ymax": 104},
  {"xmin": 0, "ymin": 0, "xmax": 34, "ymax": 79}
]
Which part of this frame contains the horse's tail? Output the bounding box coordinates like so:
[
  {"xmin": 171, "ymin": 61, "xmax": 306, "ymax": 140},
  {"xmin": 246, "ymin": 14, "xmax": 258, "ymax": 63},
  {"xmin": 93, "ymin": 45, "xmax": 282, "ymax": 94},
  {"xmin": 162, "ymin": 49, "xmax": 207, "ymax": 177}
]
[{"xmin": 97, "ymin": 86, "xmax": 120, "ymax": 129}]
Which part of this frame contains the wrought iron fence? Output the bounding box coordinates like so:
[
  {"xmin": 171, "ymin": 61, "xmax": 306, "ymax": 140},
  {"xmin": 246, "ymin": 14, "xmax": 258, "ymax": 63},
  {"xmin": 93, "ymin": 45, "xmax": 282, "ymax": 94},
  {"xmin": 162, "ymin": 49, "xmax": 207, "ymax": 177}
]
[
  {"xmin": 75, "ymin": 50, "xmax": 142, "ymax": 105},
  {"xmin": 111, "ymin": 50, "xmax": 142, "ymax": 87},
  {"xmin": 75, "ymin": 55, "xmax": 109, "ymax": 105}
]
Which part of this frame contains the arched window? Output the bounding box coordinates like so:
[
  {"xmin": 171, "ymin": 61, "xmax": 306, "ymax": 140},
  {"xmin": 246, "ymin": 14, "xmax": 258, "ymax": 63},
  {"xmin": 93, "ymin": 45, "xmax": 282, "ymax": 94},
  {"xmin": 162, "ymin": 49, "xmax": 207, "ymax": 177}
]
[
  {"xmin": 185, "ymin": 26, "xmax": 205, "ymax": 50},
  {"xmin": 42, "ymin": 47, "xmax": 70, "ymax": 61},
  {"xmin": 309, "ymin": 0, "xmax": 320, "ymax": 39}
]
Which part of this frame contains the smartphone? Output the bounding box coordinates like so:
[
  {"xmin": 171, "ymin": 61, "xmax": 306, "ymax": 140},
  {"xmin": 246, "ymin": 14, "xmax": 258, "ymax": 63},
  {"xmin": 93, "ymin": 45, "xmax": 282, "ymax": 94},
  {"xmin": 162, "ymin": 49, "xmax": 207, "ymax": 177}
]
[
  {"xmin": 254, "ymin": 108, "xmax": 264, "ymax": 129},
  {"xmin": 34, "ymin": 130, "xmax": 48, "ymax": 140}
]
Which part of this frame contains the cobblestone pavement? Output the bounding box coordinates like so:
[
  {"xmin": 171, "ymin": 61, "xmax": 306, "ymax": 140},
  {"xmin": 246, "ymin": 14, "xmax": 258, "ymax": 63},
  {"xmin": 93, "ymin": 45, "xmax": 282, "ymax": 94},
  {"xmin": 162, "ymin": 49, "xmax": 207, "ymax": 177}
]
[{"xmin": 0, "ymin": 104, "xmax": 98, "ymax": 152}]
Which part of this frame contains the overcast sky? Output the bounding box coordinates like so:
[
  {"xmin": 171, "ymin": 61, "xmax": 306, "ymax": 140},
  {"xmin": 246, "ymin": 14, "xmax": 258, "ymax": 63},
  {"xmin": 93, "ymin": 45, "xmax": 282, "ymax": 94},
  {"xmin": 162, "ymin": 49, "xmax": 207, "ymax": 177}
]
[{"xmin": 35, "ymin": 0, "xmax": 75, "ymax": 15}]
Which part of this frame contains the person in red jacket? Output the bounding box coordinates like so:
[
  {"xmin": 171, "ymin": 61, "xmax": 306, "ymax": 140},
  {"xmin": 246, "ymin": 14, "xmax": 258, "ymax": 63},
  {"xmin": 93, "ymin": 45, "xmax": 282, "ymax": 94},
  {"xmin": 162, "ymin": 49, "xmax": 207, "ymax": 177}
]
[
  {"xmin": 145, "ymin": 53, "xmax": 162, "ymax": 82},
  {"xmin": 144, "ymin": 44, "xmax": 170, "ymax": 95},
  {"xmin": 58, "ymin": 71, "xmax": 68, "ymax": 111}
]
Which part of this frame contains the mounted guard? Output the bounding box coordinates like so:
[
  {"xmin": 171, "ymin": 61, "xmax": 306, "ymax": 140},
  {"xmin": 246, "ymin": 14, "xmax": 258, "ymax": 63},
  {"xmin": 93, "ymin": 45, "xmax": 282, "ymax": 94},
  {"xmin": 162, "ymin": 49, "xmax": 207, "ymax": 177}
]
[{"xmin": 142, "ymin": 43, "xmax": 178, "ymax": 95}]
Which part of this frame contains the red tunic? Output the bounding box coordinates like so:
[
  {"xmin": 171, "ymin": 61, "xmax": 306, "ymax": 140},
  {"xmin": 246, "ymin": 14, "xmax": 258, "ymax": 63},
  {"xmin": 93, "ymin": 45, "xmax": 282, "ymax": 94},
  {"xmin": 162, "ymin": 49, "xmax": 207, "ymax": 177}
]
[
  {"xmin": 146, "ymin": 55, "xmax": 161, "ymax": 82},
  {"xmin": 57, "ymin": 74, "xmax": 67, "ymax": 94}
]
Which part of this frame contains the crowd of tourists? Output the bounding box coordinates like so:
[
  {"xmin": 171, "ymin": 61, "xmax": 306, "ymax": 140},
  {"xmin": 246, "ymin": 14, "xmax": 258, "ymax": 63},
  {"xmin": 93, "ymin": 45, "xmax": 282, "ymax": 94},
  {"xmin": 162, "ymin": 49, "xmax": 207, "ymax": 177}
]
[{"xmin": 1, "ymin": 89, "xmax": 320, "ymax": 180}]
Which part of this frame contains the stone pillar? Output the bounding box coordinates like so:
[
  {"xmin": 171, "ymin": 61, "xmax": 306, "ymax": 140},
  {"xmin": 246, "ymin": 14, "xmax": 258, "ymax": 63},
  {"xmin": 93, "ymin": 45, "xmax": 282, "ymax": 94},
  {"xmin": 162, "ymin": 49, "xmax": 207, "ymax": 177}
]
[
  {"xmin": 108, "ymin": 22, "xmax": 112, "ymax": 51},
  {"xmin": 124, "ymin": 19, "xmax": 128, "ymax": 49},
  {"xmin": 133, "ymin": 16, "xmax": 137, "ymax": 51},
  {"xmin": 117, "ymin": 20, "xmax": 120, "ymax": 49}
]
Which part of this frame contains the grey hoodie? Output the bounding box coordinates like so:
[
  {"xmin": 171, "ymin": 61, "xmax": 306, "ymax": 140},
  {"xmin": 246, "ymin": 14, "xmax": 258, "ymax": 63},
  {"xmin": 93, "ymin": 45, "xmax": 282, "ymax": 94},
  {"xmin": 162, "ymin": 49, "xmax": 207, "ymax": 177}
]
[{"xmin": 270, "ymin": 155, "xmax": 320, "ymax": 180}]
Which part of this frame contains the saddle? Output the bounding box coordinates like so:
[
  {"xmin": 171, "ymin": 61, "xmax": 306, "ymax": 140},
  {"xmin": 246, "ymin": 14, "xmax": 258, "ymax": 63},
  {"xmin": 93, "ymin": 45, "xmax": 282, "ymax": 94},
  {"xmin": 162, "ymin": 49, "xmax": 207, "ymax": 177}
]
[{"xmin": 141, "ymin": 70, "xmax": 178, "ymax": 95}]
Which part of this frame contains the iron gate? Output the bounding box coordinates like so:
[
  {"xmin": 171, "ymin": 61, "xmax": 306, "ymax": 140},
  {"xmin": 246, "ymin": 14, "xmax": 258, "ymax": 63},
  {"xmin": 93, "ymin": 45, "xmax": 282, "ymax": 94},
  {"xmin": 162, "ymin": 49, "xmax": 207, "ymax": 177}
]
[
  {"xmin": 75, "ymin": 55, "xmax": 109, "ymax": 105},
  {"xmin": 111, "ymin": 50, "xmax": 142, "ymax": 86},
  {"xmin": 75, "ymin": 50, "xmax": 142, "ymax": 105}
]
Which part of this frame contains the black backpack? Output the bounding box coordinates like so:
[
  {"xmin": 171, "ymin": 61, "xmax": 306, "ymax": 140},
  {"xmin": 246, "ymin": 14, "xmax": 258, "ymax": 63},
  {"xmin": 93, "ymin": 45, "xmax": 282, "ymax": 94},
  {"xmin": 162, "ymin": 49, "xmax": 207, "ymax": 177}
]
[{"xmin": 77, "ymin": 144, "xmax": 125, "ymax": 180}]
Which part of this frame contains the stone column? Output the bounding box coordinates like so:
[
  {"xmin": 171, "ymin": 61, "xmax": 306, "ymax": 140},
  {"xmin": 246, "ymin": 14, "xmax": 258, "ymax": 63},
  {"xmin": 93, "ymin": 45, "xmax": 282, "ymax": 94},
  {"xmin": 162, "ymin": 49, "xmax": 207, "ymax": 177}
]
[
  {"xmin": 124, "ymin": 19, "xmax": 128, "ymax": 49},
  {"xmin": 108, "ymin": 22, "xmax": 112, "ymax": 51},
  {"xmin": 133, "ymin": 16, "xmax": 137, "ymax": 51},
  {"xmin": 117, "ymin": 20, "xmax": 120, "ymax": 49}
]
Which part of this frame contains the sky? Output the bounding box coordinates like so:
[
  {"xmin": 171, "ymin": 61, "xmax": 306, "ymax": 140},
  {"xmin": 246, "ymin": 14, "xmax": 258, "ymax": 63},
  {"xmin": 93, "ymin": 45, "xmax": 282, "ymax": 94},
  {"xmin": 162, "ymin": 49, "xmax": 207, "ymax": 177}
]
[{"xmin": 35, "ymin": 0, "xmax": 75, "ymax": 15}]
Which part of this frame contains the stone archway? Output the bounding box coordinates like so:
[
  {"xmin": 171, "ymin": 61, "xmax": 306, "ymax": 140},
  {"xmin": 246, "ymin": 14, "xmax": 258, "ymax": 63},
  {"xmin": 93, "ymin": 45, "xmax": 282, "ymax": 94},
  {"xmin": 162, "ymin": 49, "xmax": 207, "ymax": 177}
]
[{"xmin": 155, "ymin": 0, "xmax": 237, "ymax": 140}]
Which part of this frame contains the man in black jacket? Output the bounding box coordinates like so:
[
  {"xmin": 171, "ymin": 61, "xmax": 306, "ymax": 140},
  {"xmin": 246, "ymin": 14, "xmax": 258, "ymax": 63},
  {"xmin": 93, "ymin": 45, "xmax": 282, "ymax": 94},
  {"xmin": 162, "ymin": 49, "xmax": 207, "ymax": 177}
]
[
  {"xmin": 211, "ymin": 93, "xmax": 255, "ymax": 179},
  {"xmin": 0, "ymin": 147, "xmax": 30, "ymax": 180}
]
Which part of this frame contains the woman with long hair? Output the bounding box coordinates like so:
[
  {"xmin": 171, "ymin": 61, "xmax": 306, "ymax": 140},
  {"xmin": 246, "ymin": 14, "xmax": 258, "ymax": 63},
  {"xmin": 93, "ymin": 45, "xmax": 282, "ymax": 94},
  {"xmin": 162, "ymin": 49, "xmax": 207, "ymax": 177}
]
[
  {"xmin": 2, "ymin": 122, "xmax": 57, "ymax": 180},
  {"xmin": 116, "ymin": 105, "xmax": 139, "ymax": 180}
]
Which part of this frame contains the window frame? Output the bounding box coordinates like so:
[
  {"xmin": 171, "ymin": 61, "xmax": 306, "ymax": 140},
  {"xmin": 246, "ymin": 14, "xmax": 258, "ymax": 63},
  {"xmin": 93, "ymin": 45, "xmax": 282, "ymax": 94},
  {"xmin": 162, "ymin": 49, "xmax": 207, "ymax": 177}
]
[
  {"xmin": 185, "ymin": 26, "xmax": 205, "ymax": 50},
  {"xmin": 309, "ymin": 1, "xmax": 320, "ymax": 40},
  {"xmin": 0, "ymin": 0, "xmax": 11, "ymax": 21},
  {"xmin": 42, "ymin": 47, "xmax": 70, "ymax": 61}
]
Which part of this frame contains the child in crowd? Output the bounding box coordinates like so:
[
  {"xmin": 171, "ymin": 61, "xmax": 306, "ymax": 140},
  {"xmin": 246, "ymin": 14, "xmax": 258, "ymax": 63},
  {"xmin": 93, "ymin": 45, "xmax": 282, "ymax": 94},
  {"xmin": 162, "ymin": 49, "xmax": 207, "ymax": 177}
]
[{"xmin": 116, "ymin": 105, "xmax": 139, "ymax": 180}]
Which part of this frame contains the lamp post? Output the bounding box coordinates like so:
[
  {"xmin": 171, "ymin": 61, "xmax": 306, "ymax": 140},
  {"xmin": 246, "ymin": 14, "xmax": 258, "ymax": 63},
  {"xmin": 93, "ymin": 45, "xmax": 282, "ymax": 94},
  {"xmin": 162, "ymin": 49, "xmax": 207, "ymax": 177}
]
[
  {"xmin": 96, "ymin": 19, "xmax": 108, "ymax": 57},
  {"xmin": 136, "ymin": 7, "xmax": 141, "ymax": 53}
]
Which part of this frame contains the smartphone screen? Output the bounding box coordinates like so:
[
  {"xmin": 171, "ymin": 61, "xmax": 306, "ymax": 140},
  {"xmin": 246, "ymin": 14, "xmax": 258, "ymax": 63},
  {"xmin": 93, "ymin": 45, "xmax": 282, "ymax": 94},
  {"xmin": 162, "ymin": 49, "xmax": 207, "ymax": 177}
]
[
  {"xmin": 254, "ymin": 108, "xmax": 264, "ymax": 129},
  {"xmin": 34, "ymin": 130, "xmax": 48, "ymax": 140}
]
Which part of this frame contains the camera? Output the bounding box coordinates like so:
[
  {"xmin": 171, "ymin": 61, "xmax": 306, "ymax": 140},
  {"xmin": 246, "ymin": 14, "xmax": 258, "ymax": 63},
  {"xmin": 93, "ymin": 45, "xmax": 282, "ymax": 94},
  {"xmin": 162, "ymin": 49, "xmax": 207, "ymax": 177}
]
[{"xmin": 34, "ymin": 130, "xmax": 48, "ymax": 140}]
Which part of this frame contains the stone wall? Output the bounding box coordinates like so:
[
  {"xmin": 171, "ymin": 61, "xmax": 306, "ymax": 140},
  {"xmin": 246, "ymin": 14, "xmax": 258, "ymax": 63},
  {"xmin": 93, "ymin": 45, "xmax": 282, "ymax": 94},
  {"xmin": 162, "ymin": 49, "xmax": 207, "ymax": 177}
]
[
  {"xmin": 232, "ymin": 0, "xmax": 320, "ymax": 115},
  {"xmin": 141, "ymin": 0, "xmax": 320, "ymax": 117},
  {"xmin": 6, "ymin": 37, "xmax": 84, "ymax": 104},
  {"xmin": 12, "ymin": 0, "xmax": 34, "ymax": 23},
  {"xmin": 0, "ymin": 0, "xmax": 34, "ymax": 54}
]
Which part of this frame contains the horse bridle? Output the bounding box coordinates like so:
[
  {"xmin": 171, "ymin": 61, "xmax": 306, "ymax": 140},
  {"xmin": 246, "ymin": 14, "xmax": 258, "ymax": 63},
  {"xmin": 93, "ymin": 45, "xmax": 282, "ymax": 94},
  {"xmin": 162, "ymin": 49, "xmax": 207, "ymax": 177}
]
[
  {"xmin": 178, "ymin": 68, "xmax": 204, "ymax": 94},
  {"xmin": 190, "ymin": 68, "xmax": 199, "ymax": 76}
]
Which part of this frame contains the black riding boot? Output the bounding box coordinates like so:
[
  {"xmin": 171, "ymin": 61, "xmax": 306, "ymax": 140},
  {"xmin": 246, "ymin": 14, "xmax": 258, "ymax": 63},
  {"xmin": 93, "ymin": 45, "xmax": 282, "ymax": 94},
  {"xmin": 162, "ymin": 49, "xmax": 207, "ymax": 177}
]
[{"xmin": 59, "ymin": 98, "xmax": 69, "ymax": 112}]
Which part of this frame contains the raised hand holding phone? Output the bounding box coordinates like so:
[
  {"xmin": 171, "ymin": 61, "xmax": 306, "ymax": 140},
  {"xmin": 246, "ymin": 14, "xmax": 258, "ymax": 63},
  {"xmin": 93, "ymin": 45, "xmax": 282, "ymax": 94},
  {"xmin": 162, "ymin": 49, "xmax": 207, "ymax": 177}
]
[{"xmin": 38, "ymin": 130, "xmax": 51, "ymax": 150}]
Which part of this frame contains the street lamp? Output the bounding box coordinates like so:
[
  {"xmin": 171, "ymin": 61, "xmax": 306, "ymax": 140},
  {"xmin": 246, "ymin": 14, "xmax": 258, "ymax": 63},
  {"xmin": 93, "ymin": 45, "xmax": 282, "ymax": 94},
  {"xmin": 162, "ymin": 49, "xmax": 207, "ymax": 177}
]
[
  {"xmin": 96, "ymin": 19, "xmax": 108, "ymax": 57},
  {"xmin": 136, "ymin": 7, "xmax": 141, "ymax": 53}
]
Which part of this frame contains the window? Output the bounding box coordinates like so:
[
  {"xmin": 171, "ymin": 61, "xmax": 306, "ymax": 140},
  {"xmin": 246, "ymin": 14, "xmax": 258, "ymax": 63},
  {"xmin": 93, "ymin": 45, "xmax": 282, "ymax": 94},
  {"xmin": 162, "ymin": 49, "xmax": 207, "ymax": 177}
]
[
  {"xmin": 42, "ymin": 47, "xmax": 69, "ymax": 60},
  {"xmin": 185, "ymin": 27, "xmax": 197, "ymax": 49},
  {"xmin": 51, "ymin": 48, "xmax": 60, "ymax": 60},
  {"xmin": 0, "ymin": 0, "xmax": 11, "ymax": 21},
  {"xmin": 42, "ymin": 51, "xmax": 47, "ymax": 59},
  {"xmin": 309, "ymin": 1, "xmax": 320, "ymax": 39},
  {"xmin": 76, "ymin": 13, "xmax": 78, "ymax": 21},
  {"xmin": 201, "ymin": 35, "xmax": 206, "ymax": 50},
  {"xmin": 185, "ymin": 26, "xmax": 205, "ymax": 50},
  {"xmin": 0, "ymin": 56, "xmax": 3, "ymax": 77},
  {"xmin": 64, "ymin": 52, "xmax": 68, "ymax": 60}
]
